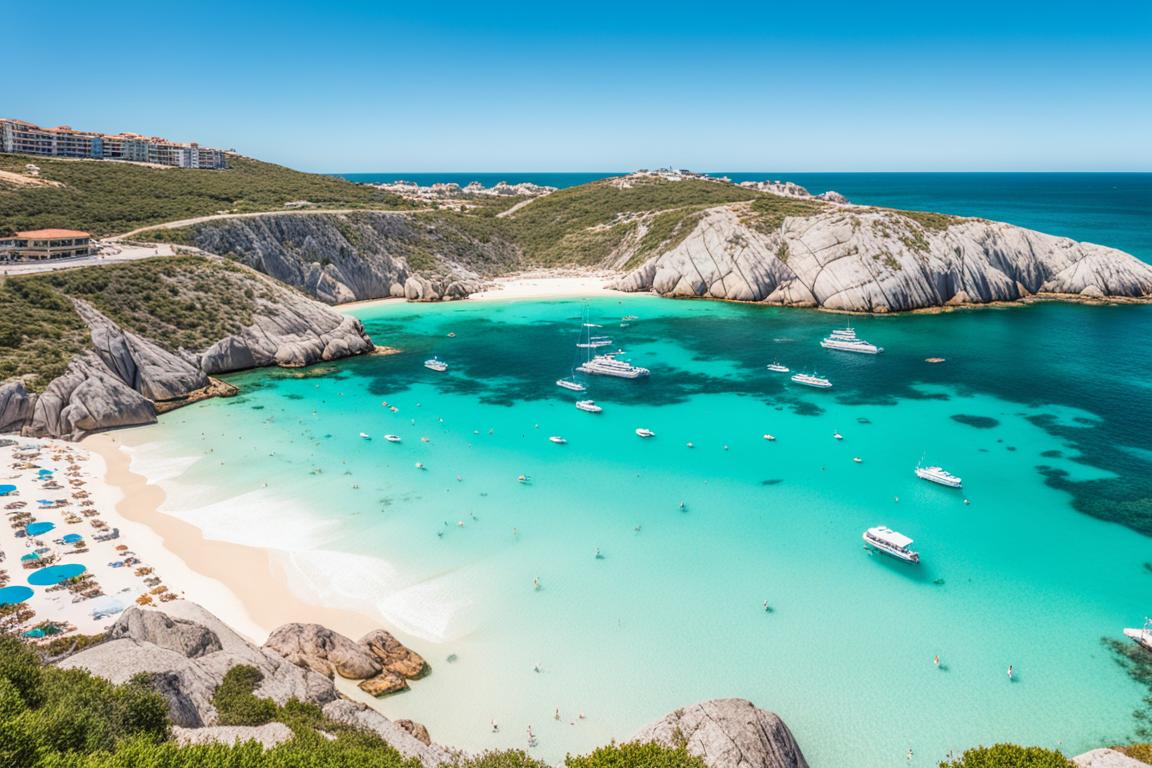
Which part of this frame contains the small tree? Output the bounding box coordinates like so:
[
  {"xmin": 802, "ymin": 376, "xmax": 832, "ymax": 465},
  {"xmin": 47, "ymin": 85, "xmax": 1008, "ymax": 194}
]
[{"xmin": 939, "ymin": 744, "xmax": 1073, "ymax": 768}]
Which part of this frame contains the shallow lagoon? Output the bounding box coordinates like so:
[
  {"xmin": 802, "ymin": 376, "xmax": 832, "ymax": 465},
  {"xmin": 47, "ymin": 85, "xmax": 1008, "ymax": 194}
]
[{"xmin": 123, "ymin": 296, "xmax": 1152, "ymax": 766}]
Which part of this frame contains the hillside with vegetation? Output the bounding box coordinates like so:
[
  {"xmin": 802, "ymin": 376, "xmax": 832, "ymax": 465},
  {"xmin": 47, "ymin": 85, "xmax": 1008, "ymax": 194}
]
[
  {"xmin": 0, "ymin": 154, "xmax": 413, "ymax": 237},
  {"xmin": 0, "ymin": 256, "xmax": 281, "ymax": 391}
]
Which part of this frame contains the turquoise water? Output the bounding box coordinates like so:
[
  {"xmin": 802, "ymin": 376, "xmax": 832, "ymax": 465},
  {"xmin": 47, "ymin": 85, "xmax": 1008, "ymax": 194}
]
[
  {"xmin": 334, "ymin": 172, "xmax": 1152, "ymax": 263},
  {"xmin": 122, "ymin": 297, "xmax": 1152, "ymax": 766}
]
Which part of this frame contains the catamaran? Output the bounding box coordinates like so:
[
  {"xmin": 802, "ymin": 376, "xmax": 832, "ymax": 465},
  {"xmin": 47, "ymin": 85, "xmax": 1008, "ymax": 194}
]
[
  {"xmin": 424, "ymin": 357, "xmax": 448, "ymax": 372},
  {"xmin": 578, "ymin": 353, "xmax": 650, "ymax": 379},
  {"xmin": 790, "ymin": 372, "xmax": 832, "ymax": 389},
  {"xmin": 766, "ymin": 362, "xmax": 790, "ymax": 373},
  {"xmin": 863, "ymin": 526, "xmax": 920, "ymax": 563},
  {"xmin": 915, "ymin": 464, "xmax": 963, "ymax": 488},
  {"xmin": 820, "ymin": 325, "xmax": 884, "ymax": 354},
  {"xmin": 1124, "ymin": 619, "xmax": 1152, "ymax": 651},
  {"xmin": 575, "ymin": 400, "xmax": 603, "ymax": 413}
]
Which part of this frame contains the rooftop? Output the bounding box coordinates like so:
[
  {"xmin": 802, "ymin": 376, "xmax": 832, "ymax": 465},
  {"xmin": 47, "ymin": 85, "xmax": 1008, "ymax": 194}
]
[{"xmin": 15, "ymin": 229, "xmax": 91, "ymax": 239}]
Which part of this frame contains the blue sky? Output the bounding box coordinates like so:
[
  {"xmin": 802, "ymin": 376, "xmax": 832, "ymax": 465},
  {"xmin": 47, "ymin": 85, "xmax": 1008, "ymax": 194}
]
[{"xmin": 5, "ymin": 1, "xmax": 1150, "ymax": 172}]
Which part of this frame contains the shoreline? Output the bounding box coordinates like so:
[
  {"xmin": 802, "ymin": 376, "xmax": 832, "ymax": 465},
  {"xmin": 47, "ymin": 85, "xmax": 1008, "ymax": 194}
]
[
  {"xmin": 337, "ymin": 272, "xmax": 634, "ymax": 313},
  {"xmin": 82, "ymin": 432, "xmax": 388, "ymax": 644}
]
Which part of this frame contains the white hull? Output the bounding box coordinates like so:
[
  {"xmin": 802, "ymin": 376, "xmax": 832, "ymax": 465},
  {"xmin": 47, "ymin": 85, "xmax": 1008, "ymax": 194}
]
[
  {"xmin": 863, "ymin": 533, "xmax": 920, "ymax": 563},
  {"xmin": 1124, "ymin": 628, "xmax": 1152, "ymax": 651},
  {"xmin": 821, "ymin": 340, "xmax": 883, "ymax": 354},
  {"xmin": 556, "ymin": 379, "xmax": 586, "ymax": 392},
  {"xmin": 576, "ymin": 400, "xmax": 603, "ymax": 413},
  {"xmin": 915, "ymin": 467, "xmax": 963, "ymax": 488},
  {"xmin": 791, "ymin": 374, "xmax": 832, "ymax": 389},
  {"xmin": 577, "ymin": 363, "xmax": 650, "ymax": 379}
]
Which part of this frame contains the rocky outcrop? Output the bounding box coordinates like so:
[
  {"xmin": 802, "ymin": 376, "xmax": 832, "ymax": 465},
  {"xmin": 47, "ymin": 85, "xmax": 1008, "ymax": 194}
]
[
  {"xmin": 182, "ymin": 212, "xmax": 515, "ymax": 304},
  {"xmin": 3, "ymin": 276, "xmax": 373, "ymax": 440},
  {"xmin": 633, "ymin": 699, "xmax": 809, "ymax": 768},
  {"xmin": 262, "ymin": 622, "xmax": 382, "ymax": 680},
  {"xmin": 1073, "ymin": 749, "xmax": 1152, "ymax": 768},
  {"xmin": 200, "ymin": 289, "xmax": 374, "ymax": 373},
  {"xmin": 58, "ymin": 602, "xmax": 449, "ymax": 766},
  {"xmin": 60, "ymin": 602, "xmax": 338, "ymax": 727},
  {"xmin": 614, "ymin": 206, "xmax": 1152, "ymax": 311},
  {"xmin": 263, "ymin": 623, "xmax": 429, "ymax": 697},
  {"xmin": 172, "ymin": 723, "xmax": 294, "ymax": 749},
  {"xmin": 323, "ymin": 699, "xmax": 455, "ymax": 767}
]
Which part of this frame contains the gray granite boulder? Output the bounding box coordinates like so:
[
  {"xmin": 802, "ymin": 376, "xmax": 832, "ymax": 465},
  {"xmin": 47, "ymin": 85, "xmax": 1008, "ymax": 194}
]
[
  {"xmin": 323, "ymin": 699, "xmax": 455, "ymax": 767},
  {"xmin": 633, "ymin": 698, "xmax": 808, "ymax": 768},
  {"xmin": 263, "ymin": 622, "xmax": 382, "ymax": 680},
  {"xmin": 1073, "ymin": 749, "xmax": 1151, "ymax": 767},
  {"xmin": 59, "ymin": 602, "xmax": 337, "ymax": 727},
  {"xmin": 0, "ymin": 380, "xmax": 34, "ymax": 434}
]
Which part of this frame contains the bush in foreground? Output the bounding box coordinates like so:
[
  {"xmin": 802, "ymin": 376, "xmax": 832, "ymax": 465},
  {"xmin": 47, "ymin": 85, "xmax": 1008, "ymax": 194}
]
[{"xmin": 939, "ymin": 743, "xmax": 1073, "ymax": 767}]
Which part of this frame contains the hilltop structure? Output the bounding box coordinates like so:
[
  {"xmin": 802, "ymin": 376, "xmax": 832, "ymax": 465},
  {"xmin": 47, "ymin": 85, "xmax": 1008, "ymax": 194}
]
[
  {"xmin": 0, "ymin": 228, "xmax": 91, "ymax": 261},
  {"xmin": 0, "ymin": 118, "xmax": 228, "ymax": 169}
]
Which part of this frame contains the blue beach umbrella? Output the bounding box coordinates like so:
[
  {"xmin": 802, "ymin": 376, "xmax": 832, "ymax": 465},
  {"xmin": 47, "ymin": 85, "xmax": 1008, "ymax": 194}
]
[
  {"xmin": 61, "ymin": 533, "xmax": 83, "ymax": 544},
  {"xmin": 37, "ymin": 469, "xmax": 54, "ymax": 476},
  {"xmin": 27, "ymin": 563, "xmax": 86, "ymax": 586},
  {"xmin": 0, "ymin": 585, "xmax": 34, "ymax": 605},
  {"xmin": 0, "ymin": 484, "xmax": 16, "ymax": 496},
  {"xmin": 25, "ymin": 521, "xmax": 56, "ymax": 537},
  {"xmin": 19, "ymin": 552, "xmax": 39, "ymax": 562}
]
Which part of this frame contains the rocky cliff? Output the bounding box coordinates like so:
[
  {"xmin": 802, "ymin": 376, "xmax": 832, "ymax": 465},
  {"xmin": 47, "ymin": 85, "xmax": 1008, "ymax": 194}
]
[
  {"xmin": 612, "ymin": 205, "xmax": 1152, "ymax": 311},
  {"xmin": 0, "ymin": 259, "xmax": 374, "ymax": 440},
  {"xmin": 178, "ymin": 211, "xmax": 519, "ymax": 303}
]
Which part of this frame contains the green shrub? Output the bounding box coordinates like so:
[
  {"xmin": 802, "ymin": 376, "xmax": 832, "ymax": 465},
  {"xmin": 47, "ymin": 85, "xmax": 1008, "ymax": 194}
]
[
  {"xmin": 938, "ymin": 744, "xmax": 1073, "ymax": 767},
  {"xmin": 566, "ymin": 741, "xmax": 708, "ymax": 768},
  {"xmin": 212, "ymin": 665, "xmax": 277, "ymax": 726}
]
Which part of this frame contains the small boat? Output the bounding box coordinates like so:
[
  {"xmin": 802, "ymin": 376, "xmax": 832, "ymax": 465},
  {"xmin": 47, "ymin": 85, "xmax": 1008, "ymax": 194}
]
[
  {"xmin": 766, "ymin": 363, "xmax": 790, "ymax": 373},
  {"xmin": 576, "ymin": 337, "xmax": 613, "ymax": 349},
  {"xmin": 415, "ymin": 462, "xmax": 425, "ymax": 470},
  {"xmin": 853, "ymin": 457, "xmax": 863, "ymax": 463},
  {"xmin": 863, "ymin": 526, "xmax": 920, "ymax": 563},
  {"xmin": 575, "ymin": 400, "xmax": 603, "ymax": 413},
  {"xmin": 622, "ymin": 315, "xmax": 639, "ymax": 321},
  {"xmin": 821, "ymin": 325, "xmax": 884, "ymax": 354},
  {"xmin": 556, "ymin": 378, "xmax": 587, "ymax": 392},
  {"xmin": 1123, "ymin": 619, "xmax": 1152, "ymax": 652},
  {"xmin": 549, "ymin": 436, "xmax": 567, "ymax": 445},
  {"xmin": 791, "ymin": 373, "xmax": 832, "ymax": 389},
  {"xmin": 686, "ymin": 441, "xmax": 694, "ymax": 448},
  {"xmin": 424, "ymin": 357, "xmax": 448, "ymax": 372},
  {"xmin": 915, "ymin": 464, "xmax": 963, "ymax": 488},
  {"xmin": 763, "ymin": 434, "xmax": 776, "ymax": 441},
  {"xmin": 635, "ymin": 428, "xmax": 655, "ymax": 438},
  {"xmin": 384, "ymin": 434, "xmax": 402, "ymax": 443},
  {"xmin": 359, "ymin": 432, "xmax": 371, "ymax": 440},
  {"xmin": 833, "ymin": 432, "xmax": 843, "ymax": 440}
]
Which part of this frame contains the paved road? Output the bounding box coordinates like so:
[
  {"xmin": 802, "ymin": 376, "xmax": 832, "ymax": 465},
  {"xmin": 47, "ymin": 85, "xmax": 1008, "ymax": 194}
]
[{"xmin": 1, "ymin": 243, "xmax": 179, "ymax": 276}]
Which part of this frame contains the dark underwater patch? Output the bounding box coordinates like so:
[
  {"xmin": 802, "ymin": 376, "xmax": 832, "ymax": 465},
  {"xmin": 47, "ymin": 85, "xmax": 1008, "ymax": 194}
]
[{"xmin": 951, "ymin": 414, "xmax": 999, "ymax": 429}]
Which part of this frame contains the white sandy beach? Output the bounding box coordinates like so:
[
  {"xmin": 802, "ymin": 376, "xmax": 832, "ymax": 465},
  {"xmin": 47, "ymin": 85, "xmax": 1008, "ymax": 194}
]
[{"xmin": 467, "ymin": 272, "xmax": 623, "ymax": 302}]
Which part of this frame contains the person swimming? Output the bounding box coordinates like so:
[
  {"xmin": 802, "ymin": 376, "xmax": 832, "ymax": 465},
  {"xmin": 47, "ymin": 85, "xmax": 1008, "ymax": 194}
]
[
  {"xmin": 533, "ymin": 577, "xmax": 541, "ymax": 591},
  {"xmin": 934, "ymin": 655, "xmax": 940, "ymax": 667}
]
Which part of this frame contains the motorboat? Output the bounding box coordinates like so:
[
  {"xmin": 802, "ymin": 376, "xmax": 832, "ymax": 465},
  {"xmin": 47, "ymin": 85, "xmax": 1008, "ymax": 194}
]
[
  {"xmin": 791, "ymin": 372, "xmax": 832, "ymax": 389},
  {"xmin": 833, "ymin": 432, "xmax": 843, "ymax": 440},
  {"xmin": 863, "ymin": 526, "xmax": 920, "ymax": 563},
  {"xmin": 766, "ymin": 362, "xmax": 790, "ymax": 373},
  {"xmin": 1124, "ymin": 619, "xmax": 1152, "ymax": 651},
  {"xmin": 577, "ymin": 354, "xmax": 650, "ymax": 379},
  {"xmin": 853, "ymin": 456, "xmax": 863, "ymax": 463},
  {"xmin": 635, "ymin": 428, "xmax": 655, "ymax": 438},
  {"xmin": 820, "ymin": 325, "xmax": 884, "ymax": 354},
  {"xmin": 763, "ymin": 434, "xmax": 776, "ymax": 441},
  {"xmin": 556, "ymin": 378, "xmax": 586, "ymax": 392},
  {"xmin": 384, "ymin": 435, "xmax": 402, "ymax": 443},
  {"xmin": 575, "ymin": 400, "xmax": 603, "ymax": 413},
  {"xmin": 915, "ymin": 464, "xmax": 963, "ymax": 488},
  {"xmin": 359, "ymin": 432, "xmax": 371, "ymax": 440},
  {"xmin": 549, "ymin": 436, "xmax": 568, "ymax": 445},
  {"xmin": 424, "ymin": 357, "xmax": 448, "ymax": 372}
]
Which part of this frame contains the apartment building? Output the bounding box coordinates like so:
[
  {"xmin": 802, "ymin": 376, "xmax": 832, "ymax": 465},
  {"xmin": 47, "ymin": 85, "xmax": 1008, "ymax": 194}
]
[
  {"xmin": 0, "ymin": 119, "xmax": 228, "ymax": 169},
  {"xmin": 0, "ymin": 229, "xmax": 92, "ymax": 262}
]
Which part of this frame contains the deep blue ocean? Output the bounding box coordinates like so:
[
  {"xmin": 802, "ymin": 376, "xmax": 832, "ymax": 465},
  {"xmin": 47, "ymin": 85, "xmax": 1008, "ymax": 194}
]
[{"xmin": 336, "ymin": 172, "xmax": 1152, "ymax": 263}]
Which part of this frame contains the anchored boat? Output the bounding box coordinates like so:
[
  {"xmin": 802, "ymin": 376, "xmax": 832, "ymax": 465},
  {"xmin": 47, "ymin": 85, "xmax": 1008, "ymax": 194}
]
[
  {"xmin": 576, "ymin": 400, "xmax": 603, "ymax": 413},
  {"xmin": 863, "ymin": 526, "xmax": 920, "ymax": 563},
  {"xmin": 424, "ymin": 357, "xmax": 448, "ymax": 372},
  {"xmin": 791, "ymin": 372, "xmax": 832, "ymax": 389},
  {"xmin": 635, "ymin": 428, "xmax": 655, "ymax": 438},
  {"xmin": 915, "ymin": 464, "xmax": 963, "ymax": 488},
  {"xmin": 767, "ymin": 362, "xmax": 790, "ymax": 373},
  {"xmin": 1124, "ymin": 619, "xmax": 1152, "ymax": 652},
  {"xmin": 820, "ymin": 325, "xmax": 884, "ymax": 354},
  {"xmin": 578, "ymin": 353, "xmax": 650, "ymax": 379}
]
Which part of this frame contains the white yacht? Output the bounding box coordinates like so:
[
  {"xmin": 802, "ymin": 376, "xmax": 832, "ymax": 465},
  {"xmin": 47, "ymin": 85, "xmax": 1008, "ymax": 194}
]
[
  {"xmin": 766, "ymin": 362, "xmax": 790, "ymax": 373},
  {"xmin": 915, "ymin": 464, "xmax": 963, "ymax": 488},
  {"xmin": 821, "ymin": 325, "xmax": 884, "ymax": 354},
  {"xmin": 359, "ymin": 432, "xmax": 371, "ymax": 440},
  {"xmin": 790, "ymin": 372, "xmax": 832, "ymax": 389},
  {"xmin": 549, "ymin": 436, "xmax": 568, "ymax": 445},
  {"xmin": 575, "ymin": 400, "xmax": 603, "ymax": 413},
  {"xmin": 556, "ymin": 378, "xmax": 587, "ymax": 392},
  {"xmin": 384, "ymin": 434, "xmax": 402, "ymax": 443},
  {"xmin": 1124, "ymin": 619, "xmax": 1152, "ymax": 651},
  {"xmin": 576, "ymin": 336, "xmax": 613, "ymax": 349},
  {"xmin": 863, "ymin": 526, "xmax": 920, "ymax": 563},
  {"xmin": 635, "ymin": 428, "xmax": 655, "ymax": 438},
  {"xmin": 577, "ymin": 354, "xmax": 650, "ymax": 379},
  {"xmin": 424, "ymin": 357, "xmax": 448, "ymax": 372}
]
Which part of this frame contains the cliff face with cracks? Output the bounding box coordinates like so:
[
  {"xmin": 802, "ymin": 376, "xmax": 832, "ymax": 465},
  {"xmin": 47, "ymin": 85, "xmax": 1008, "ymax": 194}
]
[
  {"xmin": 0, "ymin": 272, "xmax": 374, "ymax": 440},
  {"xmin": 612, "ymin": 205, "xmax": 1152, "ymax": 311},
  {"xmin": 179, "ymin": 211, "xmax": 519, "ymax": 304}
]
